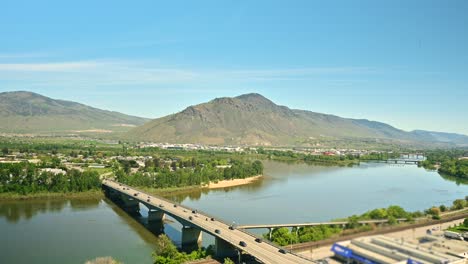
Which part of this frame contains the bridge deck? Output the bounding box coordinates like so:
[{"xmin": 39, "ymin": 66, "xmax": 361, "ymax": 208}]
[{"xmin": 102, "ymin": 179, "xmax": 313, "ymax": 264}]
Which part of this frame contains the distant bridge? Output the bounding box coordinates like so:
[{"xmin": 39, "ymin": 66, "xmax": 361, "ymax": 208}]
[
  {"xmin": 372, "ymin": 159, "xmax": 424, "ymax": 164},
  {"xmin": 102, "ymin": 180, "xmax": 313, "ymax": 264},
  {"xmin": 238, "ymin": 219, "xmax": 409, "ymax": 229},
  {"xmin": 238, "ymin": 219, "xmax": 409, "ymax": 240}
]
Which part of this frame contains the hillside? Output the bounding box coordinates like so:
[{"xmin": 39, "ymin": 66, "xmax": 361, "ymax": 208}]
[
  {"xmin": 0, "ymin": 91, "xmax": 149, "ymax": 134},
  {"xmin": 127, "ymin": 93, "xmax": 468, "ymax": 146}
]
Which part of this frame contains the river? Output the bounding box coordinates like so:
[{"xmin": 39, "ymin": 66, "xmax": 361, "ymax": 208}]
[{"xmin": 1, "ymin": 161, "xmax": 467, "ymax": 264}]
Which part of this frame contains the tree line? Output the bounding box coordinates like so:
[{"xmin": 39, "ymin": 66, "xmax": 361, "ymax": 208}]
[
  {"xmin": 255, "ymin": 148, "xmax": 399, "ymax": 166},
  {"xmin": 265, "ymin": 199, "xmax": 468, "ymax": 246},
  {"xmin": 115, "ymin": 158, "xmax": 263, "ymax": 189},
  {"xmin": 0, "ymin": 162, "xmax": 101, "ymax": 195},
  {"xmin": 265, "ymin": 204, "xmax": 418, "ymax": 246},
  {"xmin": 419, "ymin": 149, "xmax": 468, "ymax": 179}
]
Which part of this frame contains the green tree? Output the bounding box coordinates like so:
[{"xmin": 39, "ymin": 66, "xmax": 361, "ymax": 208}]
[
  {"xmin": 368, "ymin": 208, "xmax": 387, "ymax": 219},
  {"xmin": 151, "ymin": 234, "xmax": 209, "ymax": 264},
  {"xmin": 439, "ymin": 205, "xmax": 447, "ymax": 212},
  {"xmin": 387, "ymin": 216, "xmax": 397, "ymax": 225},
  {"xmin": 224, "ymin": 258, "xmax": 235, "ymax": 264},
  {"xmin": 428, "ymin": 207, "xmax": 440, "ymax": 216},
  {"xmin": 1, "ymin": 147, "xmax": 8, "ymax": 155},
  {"xmin": 387, "ymin": 205, "xmax": 408, "ymax": 218},
  {"xmin": 268, "ymin": 227, "xmax": 296, "ymax": 246},
  {"xmin": 453, "ymin": 199, "xmax": 467, "ymax": 210},
  {"xmin": 152, "ymin": 235, "xmax": 183, "ymax": 264},
  {"xmin": 346, "ymin": 215, "xmax": 360, "ymax": 229}
]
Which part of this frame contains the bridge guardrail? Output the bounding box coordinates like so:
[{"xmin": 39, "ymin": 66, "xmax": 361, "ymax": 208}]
[
  {"xmin": 236, "ymin": 227, "xmax": 315, "ymax": 262},
  {"xmin": 104, "ymin": 179, "xmax": 236, "ymax": 227}
]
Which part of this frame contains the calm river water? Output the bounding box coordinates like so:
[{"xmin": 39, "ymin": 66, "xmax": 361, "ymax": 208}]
[{"xmin": 1, "ymin": 161, "xmax": 467, "ymax": 264}]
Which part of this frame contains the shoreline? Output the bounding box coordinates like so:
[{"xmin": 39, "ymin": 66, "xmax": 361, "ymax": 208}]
[
  {"xmin": 0, "ymin": 175, "xmax": 265, "ymax": 200},
  {"xmin": 205, "ymin": 175, "xmax": 263, "ymax": 189},
  {"xmin": 0, "ymin": 189, "xmax": 104, "ymax": 200}
]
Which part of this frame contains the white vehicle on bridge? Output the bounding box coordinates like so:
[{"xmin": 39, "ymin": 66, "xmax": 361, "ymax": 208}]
[{"xmin": 444, "ymin": 231, "xmax": 464, "ymax": 240}]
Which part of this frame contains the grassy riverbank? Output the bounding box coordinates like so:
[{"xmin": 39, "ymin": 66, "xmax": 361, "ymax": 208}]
[
  {"xmin": 120, "ymin": 174, "xmax": 264, "ymax": 198},
  {"xmin": 137, "ymin": 185, "xmax": 204, "ymax": 197},
  {"xmin": 0, "ymin": 189, "xmax": 104, "ymax": 200}
]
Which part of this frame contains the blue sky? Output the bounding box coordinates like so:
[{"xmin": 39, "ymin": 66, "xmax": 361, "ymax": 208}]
[{"xmin": 1, "ymin": 0, "xmax": 467, "ymax": 134}]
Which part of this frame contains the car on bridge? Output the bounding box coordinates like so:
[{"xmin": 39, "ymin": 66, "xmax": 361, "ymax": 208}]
[
  {"xmin": 133, "ymin": 193, "xmax": 138, "ymax": 196},
  {"xmin": 239, "ymin": 241, "xmax": 247, "ymax": 247},
  {"xmin": 159, "ymin": 204, "xmax": 164, "ymax": 208},
  {"xmin": 279, "ymin": 249, "xmax": 287, "ymax": 254},
  {"xmin": 255, "ymin": 238, "xmax": 262, "ymax": 243},
  {"xmin": 215, "ymin": 229, "xmax": 221, "ymax": 234},
  {"xmin": 189, "ymin": 216, "xmax": 193, "ymax": 220}
]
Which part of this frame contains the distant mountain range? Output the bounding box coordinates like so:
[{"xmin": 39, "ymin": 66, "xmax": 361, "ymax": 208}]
[
  {"xmin": 126, "ymin": 93, "xmax": 468, "ymax": 147},
  {"xmin": 0, "ymin": 91, "xmax": 148, "ymax": 134},
  {"xmin": 1, "ymin": 91, "xmax": 467, "ymax": 147}
]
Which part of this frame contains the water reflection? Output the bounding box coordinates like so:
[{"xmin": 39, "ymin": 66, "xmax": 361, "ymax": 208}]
[
  {"xmin": 101, "ymin": 198, "xmax": 162, "ymax": 247},
  {"xmin": 0, "ymin": 198, "xmax": 100, "ymax": 223},
  {"xmin": 439, "ymin": 173, "xmax": 468, "ymax": 185},
  {"xmin": 165, "ymin": 176, "xmax": 267, "ymax": 204},
  {"xmin": 69, "ymin": 197, "xmax": 101, "ymax": 211}
]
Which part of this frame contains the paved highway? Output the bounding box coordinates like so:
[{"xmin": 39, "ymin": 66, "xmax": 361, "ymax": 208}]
[{"xmin": 103, "ymin": 179, "xmax": 313, "ymax": 264}]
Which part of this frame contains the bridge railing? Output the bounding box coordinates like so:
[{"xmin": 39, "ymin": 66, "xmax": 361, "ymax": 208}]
[
  {"xmin": 236, "ymin": 226, "xmax": 314, "ymax": 262},
  {"xmin": 103, "ymin": 179, "xmax": 235, "ymax": 227}
]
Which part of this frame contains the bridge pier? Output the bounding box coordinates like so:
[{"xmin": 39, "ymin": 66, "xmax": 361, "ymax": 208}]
[
  {"xmin": 268, "ymin": 227, "xmax": 274, "ymax": 240},
  {"xmin": 148, "ymin": 209, "xmax": 165, "ymax": 222},
  {"xmin": 215, "ymin": 237, "xmax": 238, "ymax": 258},
  {"xmin": 147, "ymin": 220, "xmax": 165, "ymax": 235},
  {"xmin": 120, "ymin": 194, "xmax": 140, "ymax": 213},
  {"xmin": 181, "ymin": 226, "xmax": 202, "ymax": 247},
  {"xmin": 104, "ymin": 187, "xmax": 120, "ymax": 199}
]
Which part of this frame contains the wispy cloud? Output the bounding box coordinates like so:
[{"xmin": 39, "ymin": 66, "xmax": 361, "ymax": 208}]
[
  {"xmin": 0, "ymin": 59, "xmax": 374, "ymax": 88},
  {"xmin": 0, "ymin": 52, "xmax": 50, "ymax": 59},
  {"xmin": 0, "ymin": 61, "xmax": 100, "ymax": 72}
]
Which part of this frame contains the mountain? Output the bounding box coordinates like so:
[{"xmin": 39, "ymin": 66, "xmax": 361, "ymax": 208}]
[
  {"xmin": 0, "ymin": 91, "xmax": 149, "ymax": 134},
  {"xmin": 127, "ymin": 93, "xmax": 468, "ymax": 146},
  {"xmin": 409, "ymin": 130, "xmax": 468, "ymax": 145}
]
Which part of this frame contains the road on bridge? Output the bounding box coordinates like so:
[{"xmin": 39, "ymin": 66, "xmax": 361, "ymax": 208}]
[{"xmin": 103, "ymin": 180, "xmax": 313, "ymax": 264}]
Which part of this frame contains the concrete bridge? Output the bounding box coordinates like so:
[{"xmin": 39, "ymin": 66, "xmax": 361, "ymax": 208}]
[
  {"xmin": 238, "ymin": 219, "xmax": 409, "ymax": 240},
  {"xmin": 384, "ymin": 159, "xmax": 422, "ymax": 164},
  {"xmin": 102, "ymin": 179, "xmax": 313, "ymax": 264},
  {"xmin": 368, "ymin": 159, "xmax": 423, "ymax": 165}
]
